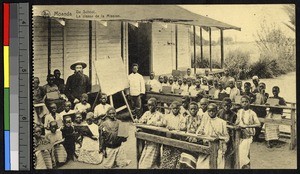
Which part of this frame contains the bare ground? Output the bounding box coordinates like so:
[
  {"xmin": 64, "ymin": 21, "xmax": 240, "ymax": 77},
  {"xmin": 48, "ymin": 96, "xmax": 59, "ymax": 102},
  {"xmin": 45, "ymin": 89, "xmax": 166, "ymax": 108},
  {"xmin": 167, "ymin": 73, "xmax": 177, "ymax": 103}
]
[{"xmin": 58, "ymin": 122, "xmax": 296, "ymax": 169}]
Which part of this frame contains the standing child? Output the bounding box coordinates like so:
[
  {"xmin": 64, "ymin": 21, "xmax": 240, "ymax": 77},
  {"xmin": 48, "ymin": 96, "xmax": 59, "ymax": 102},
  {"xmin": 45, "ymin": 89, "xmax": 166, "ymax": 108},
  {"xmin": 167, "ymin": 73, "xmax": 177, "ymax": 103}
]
[
  {"xmin": 61, "ymin": 116, "xmax": 76, "ymax": 162},
  {"xmin": 161, "ymin": 101, "xmax": 186, "ymax": 169},
  {"xmin": 235, "ymin": 95, "xmax": 260, "ymax": 169},
  {"xmin": 45, "ymin": 121, "xmax": 67, "ymax": 165},
  {"xmin": 137, "ymin": 98, "xmax": 164, "ymax": 169},
  {"xmin": 99, "ymin": 107, "xmax": 131, "ymax": 168},
  {"xmin": 179, "ymin": 102, "xmax": 201, "ymax": 169},
  {"xmin": 216, "ymin": 97, "xmax": 237, "ymax": 169},
  {"xmin": 264, "ymin": 86, "xmax": 286, "ymax": 148},
  {"xmin": 196, "ymin": 103, "xmax": 229, "ymax": 169}
]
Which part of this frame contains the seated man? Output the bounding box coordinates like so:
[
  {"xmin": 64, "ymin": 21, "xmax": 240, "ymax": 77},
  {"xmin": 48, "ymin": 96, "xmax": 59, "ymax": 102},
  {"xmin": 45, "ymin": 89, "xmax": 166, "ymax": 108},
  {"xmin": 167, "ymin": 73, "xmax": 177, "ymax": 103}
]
[{"xmin": 33, "ymin": 77, "xmax": 48, "ymax": 126}]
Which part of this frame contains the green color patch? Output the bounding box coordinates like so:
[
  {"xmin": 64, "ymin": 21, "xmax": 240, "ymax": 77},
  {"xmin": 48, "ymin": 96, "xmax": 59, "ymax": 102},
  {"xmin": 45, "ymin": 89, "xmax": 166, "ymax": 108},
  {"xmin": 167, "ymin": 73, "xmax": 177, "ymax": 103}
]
[{"xmin": 4, "ymin": 88, "xmax": 10, "ymax": 130}]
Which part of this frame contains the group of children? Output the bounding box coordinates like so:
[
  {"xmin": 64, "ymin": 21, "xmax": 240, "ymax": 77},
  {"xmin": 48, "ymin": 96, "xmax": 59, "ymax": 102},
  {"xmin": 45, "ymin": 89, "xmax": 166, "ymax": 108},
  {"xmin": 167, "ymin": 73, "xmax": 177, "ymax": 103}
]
[
  {"xmin": 138, "ymin": 68, "xmax": 288, "ymax": 169},
  {"xmin": 135, "ymin": 96, "xmax": 260, "ymax": 169},
  {"xmin": 34, "ymin": 93, "xmax": 131, "ymax": 169},
  {"xmin": 145, "ymin": 69, "xmax": 287, "ymax": 148}
]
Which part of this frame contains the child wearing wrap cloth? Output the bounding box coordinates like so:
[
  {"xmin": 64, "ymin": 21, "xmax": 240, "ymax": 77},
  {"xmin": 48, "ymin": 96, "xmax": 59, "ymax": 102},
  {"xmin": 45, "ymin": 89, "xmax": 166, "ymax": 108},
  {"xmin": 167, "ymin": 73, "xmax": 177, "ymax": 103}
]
[{"xmin": 99, "ymin": 107, "xmax": 131, "ymax": 168}]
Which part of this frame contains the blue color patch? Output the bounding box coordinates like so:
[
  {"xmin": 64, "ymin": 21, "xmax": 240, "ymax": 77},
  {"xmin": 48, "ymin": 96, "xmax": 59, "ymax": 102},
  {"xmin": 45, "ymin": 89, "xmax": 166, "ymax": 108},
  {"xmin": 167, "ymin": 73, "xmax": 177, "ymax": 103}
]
[{"xmin": 4, "ymin": 131, "xmax": 11, "ymax": 170}]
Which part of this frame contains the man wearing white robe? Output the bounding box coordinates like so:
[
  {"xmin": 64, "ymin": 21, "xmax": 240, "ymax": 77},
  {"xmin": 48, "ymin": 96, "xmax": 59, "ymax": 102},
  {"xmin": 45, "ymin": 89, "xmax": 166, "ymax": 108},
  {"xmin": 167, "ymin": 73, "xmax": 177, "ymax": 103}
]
[{"xmin": 128, "ymin": 63, "xmax": 145, "ymax": 118}]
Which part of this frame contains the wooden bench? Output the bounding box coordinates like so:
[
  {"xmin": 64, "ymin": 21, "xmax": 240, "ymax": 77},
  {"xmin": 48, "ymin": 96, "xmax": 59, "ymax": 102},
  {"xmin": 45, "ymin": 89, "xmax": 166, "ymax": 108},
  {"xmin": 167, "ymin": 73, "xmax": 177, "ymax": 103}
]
[
  {"xmin": 145, "ymin": 92, "xmax": 297, "ymax": 150},
  {"xmin": 135, "ymin": 124, "xmax": 244, "ymax": 169}
]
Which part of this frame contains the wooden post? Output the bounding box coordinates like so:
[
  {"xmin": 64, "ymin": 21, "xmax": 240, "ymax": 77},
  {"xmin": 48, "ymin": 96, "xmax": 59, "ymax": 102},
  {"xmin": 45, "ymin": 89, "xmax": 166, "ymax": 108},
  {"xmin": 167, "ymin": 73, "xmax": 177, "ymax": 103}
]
[
  {"xmin": 200, "ymin": 27, "xmax": 203, "ymax": 62},
  {"xmin": 209, "ymin": 27, "xmax": 212, "ymax": 71},
  {"xmin": 193, "ymin": 25, "xmax": 196, "ymax": 74},
  {"xmin": 47, "ymin": 18, "xmax": 51, "ymax": 75},
  {"xmin": 121, "ymin": 91, "xmax": 134, "ymax": 121},
  {"xmin": 220, "ymin": 29, "xmax": 224, "ymax": 69},
  {"xmin": 290, "ymin": 103, "xmax": 296, "ymax": 150},
  {"xmin": 234, "ymin": 128, "xmax": 241, "ymax": 169},
  {"xmin": 209, "ymin": 140, "xmax": 219, "ymax": 169},
  {"xmin": 89, "ymin": 20, "xmax": 92, "ymax": 81},
  {"xmin": 109, "ymin": 95, "xmax": 114, "ymax": 108},
  {"xmin": 175, "ymin": 24, "xmax": 178, "ymax": 70},
  {"xmin": 136, "ymin": 134, "xmax": 144, "ymax": 169}
]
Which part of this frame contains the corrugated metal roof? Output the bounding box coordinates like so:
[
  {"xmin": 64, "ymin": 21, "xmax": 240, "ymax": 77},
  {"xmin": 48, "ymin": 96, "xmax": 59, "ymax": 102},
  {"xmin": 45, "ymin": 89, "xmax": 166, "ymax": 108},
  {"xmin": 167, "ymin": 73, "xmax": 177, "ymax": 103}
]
[{"xmin": 33, "ymin": 5, "xmax": 241, "ymax": 30}]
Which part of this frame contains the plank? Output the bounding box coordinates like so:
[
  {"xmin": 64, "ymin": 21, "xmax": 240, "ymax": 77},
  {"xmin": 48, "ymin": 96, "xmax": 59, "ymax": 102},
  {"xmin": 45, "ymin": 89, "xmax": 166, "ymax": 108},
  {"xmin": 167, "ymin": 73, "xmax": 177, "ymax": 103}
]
[{"xmin": 135, "ymin": 132, "xmax": 211, "ymax": 154}]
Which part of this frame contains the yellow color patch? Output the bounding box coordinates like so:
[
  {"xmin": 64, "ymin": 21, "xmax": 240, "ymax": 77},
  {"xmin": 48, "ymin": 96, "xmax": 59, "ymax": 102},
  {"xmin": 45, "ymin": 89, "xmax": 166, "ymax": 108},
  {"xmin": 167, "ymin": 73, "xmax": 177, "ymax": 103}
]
[{"xmin": 4, "ymin": 46, "xmax": 9, "ymax": 88}]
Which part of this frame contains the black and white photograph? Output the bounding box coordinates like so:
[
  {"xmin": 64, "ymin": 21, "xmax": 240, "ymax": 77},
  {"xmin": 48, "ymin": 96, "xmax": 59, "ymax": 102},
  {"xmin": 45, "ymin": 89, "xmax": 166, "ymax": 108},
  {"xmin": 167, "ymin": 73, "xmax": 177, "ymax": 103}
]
[{"xmin": 32, "ymin": 4, "xmax": 296, "ymax": 169}]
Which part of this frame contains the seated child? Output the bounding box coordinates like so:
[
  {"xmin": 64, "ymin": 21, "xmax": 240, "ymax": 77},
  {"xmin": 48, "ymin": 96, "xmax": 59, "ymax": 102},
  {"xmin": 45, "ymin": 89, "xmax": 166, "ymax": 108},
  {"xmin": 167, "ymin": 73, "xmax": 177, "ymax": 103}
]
[
  {"xmin": 74, "ymin": 93, "xmax": 91, "ymax": 117},
  {"xmin": 235, "ymin": 95, "xmax": 260, "ymax": 169},
  {"xmin": 136, "ymin": 98, "xmax": 164, "ymax": 169},
  {"xmin": 99, "ymin": 107, "xmax": 131, "ymax": 168},
  {"xmin": 94, "ymin": 93, "xmax": 111, "ymax": 123},
  {"xmin": 34, "ymin": 126, "xmax": 53, "ymax": 169},
  {"xmin": 264, "ymin": 86, "xmax": 286, "ymax": 148},
  {"xmin": 44, "ymin": 103, "xmax": 63, "ymax": 135},
  {"xmin": 180, "ymin": 95, "xmax": 190, "ymax": 118},
  {"xmin": 161, "ymin": 101, "xmax": 186, "ymax": 169},
  {"xmin": 45, "ymin": 121, "xmax": 67, "ymax": 165},
  {"xmin": 158, "ymin": 75, "xmax": 164, "ymax": 92},
  {"xmin": 146, "ymin": 72, "xmax": 161, "ymax": 92},
  {"xmin": 236, "ymin": 80, "xmax": 243, "ymax": 94},
  {"xmin": 78, "ymin": 112, "xmax": 103, "ymax": 164},
  {"xmin": 59, "ymin": 101, "xmax": 75, "ymax": 120},
  {"xmin": 226, "ymin": 79, "xmax": 240, "ymax": 102},
  {"xmin": 241, "ymin": 82, "xmax": 256, "ymax": 103}
]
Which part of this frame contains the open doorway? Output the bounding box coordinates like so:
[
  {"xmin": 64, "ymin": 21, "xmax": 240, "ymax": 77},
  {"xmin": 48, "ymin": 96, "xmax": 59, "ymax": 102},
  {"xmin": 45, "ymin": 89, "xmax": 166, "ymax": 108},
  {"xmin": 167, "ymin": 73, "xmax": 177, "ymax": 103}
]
[{"xmin": 128, "ymin": 23, "xmax": 152, "ymax": 76}]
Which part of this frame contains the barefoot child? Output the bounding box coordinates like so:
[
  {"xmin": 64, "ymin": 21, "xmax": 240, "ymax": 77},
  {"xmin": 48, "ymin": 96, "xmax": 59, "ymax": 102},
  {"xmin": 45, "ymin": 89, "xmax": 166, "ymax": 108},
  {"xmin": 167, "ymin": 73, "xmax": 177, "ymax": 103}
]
[
  {"xmin": 99, "ymin": 107, "xmax": 131, "ymax": 168},
  {"xmin": 235, "ymin": 95, "xmax": 260, "ymax": 169},
  {"xmin": 61, "ymin": 116, "xmax": 76, "ymax": 162},
  {"xmin": 264, "ymin": 86, "xmax": 286, "ymax": 148}
]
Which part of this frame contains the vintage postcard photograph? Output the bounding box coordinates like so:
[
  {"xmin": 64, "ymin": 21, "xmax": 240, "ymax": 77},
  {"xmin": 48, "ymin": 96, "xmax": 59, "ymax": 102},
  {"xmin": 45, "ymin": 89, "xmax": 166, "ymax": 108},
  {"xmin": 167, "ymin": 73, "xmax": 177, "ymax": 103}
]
[{"xmin": 32, "ymin": 4, "xmax": 296, "ymax": 169}]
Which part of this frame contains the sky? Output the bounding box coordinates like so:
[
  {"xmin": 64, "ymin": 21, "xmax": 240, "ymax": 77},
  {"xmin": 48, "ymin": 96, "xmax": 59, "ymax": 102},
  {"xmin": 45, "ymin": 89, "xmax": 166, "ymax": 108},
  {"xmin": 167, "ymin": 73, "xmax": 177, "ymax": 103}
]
[{"xmin": 180, "ymin": 5, "xmax": 295, "ymax": 42}]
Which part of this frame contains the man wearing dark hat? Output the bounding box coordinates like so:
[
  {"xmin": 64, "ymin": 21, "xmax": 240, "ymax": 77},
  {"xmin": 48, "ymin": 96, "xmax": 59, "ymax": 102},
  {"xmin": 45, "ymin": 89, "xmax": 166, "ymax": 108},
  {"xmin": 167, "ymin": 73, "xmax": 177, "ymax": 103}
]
[{"xmin": 65, "ymin": 61, "xmax": 91, "ymax": 104}]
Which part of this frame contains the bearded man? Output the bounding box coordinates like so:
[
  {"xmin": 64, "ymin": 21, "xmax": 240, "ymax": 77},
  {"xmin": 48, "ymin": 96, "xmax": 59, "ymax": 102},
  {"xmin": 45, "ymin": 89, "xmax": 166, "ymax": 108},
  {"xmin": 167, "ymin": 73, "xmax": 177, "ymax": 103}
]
[{"xmin": 65, "ymin": 61, "xmax": 91, "ymax": 104}]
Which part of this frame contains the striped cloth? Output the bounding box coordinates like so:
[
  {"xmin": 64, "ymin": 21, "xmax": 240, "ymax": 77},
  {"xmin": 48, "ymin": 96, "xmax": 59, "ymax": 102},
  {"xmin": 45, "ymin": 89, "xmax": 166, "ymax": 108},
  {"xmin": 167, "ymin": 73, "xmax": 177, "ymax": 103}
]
[
  {"xmin": 139, "ymin": 141, "xmax": 161, "ymax": 169},
  {"xmin": 265, "ymin": 113, "xmax": 281, "ymax": 141},
  {"xmin": 54, "ymin": 144, "xmax": 67, "ymax": 163},
  {"xmin": 35, "ymin": 150, "xmax": 47, "ymax": 169},
  {"xmin": 102, "ymin": 145, "xmax": 130, "ymax": 168}
]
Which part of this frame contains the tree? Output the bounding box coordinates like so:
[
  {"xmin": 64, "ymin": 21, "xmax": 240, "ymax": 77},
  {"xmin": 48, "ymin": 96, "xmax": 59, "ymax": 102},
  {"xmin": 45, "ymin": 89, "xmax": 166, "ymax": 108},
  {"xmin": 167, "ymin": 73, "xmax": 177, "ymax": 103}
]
[{"xmin": 283, "ymin": 4, "xmax": 295, "ymax": 32}]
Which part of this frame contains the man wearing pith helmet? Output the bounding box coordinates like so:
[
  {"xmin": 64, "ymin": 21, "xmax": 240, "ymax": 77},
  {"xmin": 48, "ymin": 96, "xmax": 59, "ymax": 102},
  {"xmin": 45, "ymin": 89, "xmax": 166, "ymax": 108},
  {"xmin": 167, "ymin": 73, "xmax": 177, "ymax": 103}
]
[{"xmin": 65, "ymin": 61, "xmax": 91, "ymax": 104}]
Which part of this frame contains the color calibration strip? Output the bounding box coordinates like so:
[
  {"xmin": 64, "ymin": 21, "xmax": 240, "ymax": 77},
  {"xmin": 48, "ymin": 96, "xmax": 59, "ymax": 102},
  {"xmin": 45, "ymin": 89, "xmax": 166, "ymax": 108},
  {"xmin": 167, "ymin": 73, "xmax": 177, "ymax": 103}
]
[
  {"xmin": 10, "ymin": 3, "xmax": 20, "ymax": 170},
  {"xmin": 3, "ymin": 2, "xmax": 11, "ymax": 171}
]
